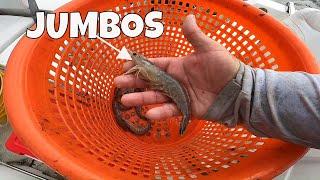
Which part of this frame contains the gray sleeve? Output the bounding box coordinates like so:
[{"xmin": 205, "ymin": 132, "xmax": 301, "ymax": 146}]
[{"xmin": 203, "ymin": 62, "xmax": 320, "ymax": 149}]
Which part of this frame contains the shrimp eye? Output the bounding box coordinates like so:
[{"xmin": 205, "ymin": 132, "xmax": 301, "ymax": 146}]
[{"xmin": 133, "ymin": 52, "xmax": 137, "ymax": 56}]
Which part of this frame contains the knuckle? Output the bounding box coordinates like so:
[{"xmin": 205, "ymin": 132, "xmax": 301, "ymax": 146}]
[
  {"xmin": 140, "ymin": 93, "xmax": 145, "ymax": 104},
  {"xmin": 166, "ymin": 104, "xmax": 176, "ymax": 117},
  {"xmin": 153, "ymin": 91, "xmax": 159, "ymax": 103}
]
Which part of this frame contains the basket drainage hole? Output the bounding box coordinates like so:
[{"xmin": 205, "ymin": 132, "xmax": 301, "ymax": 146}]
[
  {"xmin": 212, "ymin": 168, "xmax": 219, "ymax": 172},
  {"xmin": 201, "ymin": 172, "xmax": 209, "ymax": 176},
  {"xmin": 240, "ymin": 154, "xmax": 248, "ymax": 158},
  {"xmin": 120, "ymin": 168, "xmax": 126, "ymax": 172},
  {"xmin": 108, "ymin": 163, "xmax": 115, "ymax": 167}
]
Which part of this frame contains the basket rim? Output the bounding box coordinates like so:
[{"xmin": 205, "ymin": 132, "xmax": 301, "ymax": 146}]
[{"xmin": 4, "ymin": 0, "xmax": 317, "ymax": 179}]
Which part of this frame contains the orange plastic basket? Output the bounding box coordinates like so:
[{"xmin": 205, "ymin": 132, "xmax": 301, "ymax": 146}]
[{"xmin": 4, "ymin": 0, "xmax": 320, "ymax": 179}]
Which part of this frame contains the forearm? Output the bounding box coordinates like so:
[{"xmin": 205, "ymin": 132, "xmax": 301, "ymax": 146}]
[{"xmin": 204, "ymin": 62, "xmax": 320, "ymax": 149}]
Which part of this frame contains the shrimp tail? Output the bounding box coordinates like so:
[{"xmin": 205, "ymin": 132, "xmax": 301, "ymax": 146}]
[{"xmin": 179, "ymin": 115, "xmax": 189, "ymax": 135}]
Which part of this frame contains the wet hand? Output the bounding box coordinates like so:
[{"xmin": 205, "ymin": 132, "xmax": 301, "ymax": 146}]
[{"xmin": 115, "ymin": 14, "xmax": 240, "ymax": 120}]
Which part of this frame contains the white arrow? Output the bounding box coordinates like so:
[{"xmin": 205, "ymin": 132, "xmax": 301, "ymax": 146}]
[
  {"xmin": 116, "ymin": 46, "xmax": 132, "ymax": 60},
  {"xmin": 96, "ymin": 35, "xmax": 132, "ymax": 61}
]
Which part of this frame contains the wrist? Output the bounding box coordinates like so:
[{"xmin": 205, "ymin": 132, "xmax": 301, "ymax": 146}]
[{"xmin": 202, "ymin": 61, "xmax": 247, "ymax": 126}]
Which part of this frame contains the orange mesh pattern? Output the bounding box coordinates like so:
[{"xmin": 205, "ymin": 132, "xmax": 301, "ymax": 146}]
[{"xmin": 4, "ymin": 0, "xmax": 319, "ymax": 179}]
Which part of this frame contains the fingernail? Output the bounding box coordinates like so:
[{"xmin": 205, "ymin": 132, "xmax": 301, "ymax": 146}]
[
  {"xmin": 114, "ymin": 77, "xmax": 122, "ymax": 87},
  {"xmin": 188, "ymin": 14, "xmax": 195, "ymax": 20},
  {"xmin": 120, "ymin": 95, "xmax": 129, "ymax": 106},
  {"xmin": 146, "ymin": 109, "xmax": 160, "ymax": 120}
]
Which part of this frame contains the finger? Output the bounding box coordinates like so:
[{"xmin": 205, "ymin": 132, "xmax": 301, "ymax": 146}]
[
  {"xmin": 182, "ymin": 14, "xmax": 221, "ymax": 52},
  {"xmin": 121, "ymin": 91, "xmax": 170, "ymax": 106},
  {"xmin": 114, "ymin": 75, "xmax": 147, "ymax": 88},
  {"xmin": 146, "ymin": 103, "xmax": 180, "ymax": 120},
  {"xmin": 123, "ymin": 61, "xmax": 135, "ymax": 71}
]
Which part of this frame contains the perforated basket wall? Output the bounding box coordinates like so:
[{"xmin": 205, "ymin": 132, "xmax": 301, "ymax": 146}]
[{"xmin": 5, "ymin": 0, "xmax": 319, "ymax": 179}]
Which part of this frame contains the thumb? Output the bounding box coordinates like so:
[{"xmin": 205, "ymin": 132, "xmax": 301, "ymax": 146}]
[{"xmin": 182, "ymin": 14, "xmax": 222, "ymax": 52}]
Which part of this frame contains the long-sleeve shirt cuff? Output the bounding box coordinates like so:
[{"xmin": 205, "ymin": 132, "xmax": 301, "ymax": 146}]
[{"xmin": 202, "ymin": 61, "xmax": 320, "ymax": 149}]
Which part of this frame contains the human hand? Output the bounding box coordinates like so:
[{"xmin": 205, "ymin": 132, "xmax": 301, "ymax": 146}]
[{"xmin": 114, "ymin": 14, "xmax": 240, "ymax": 120}]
